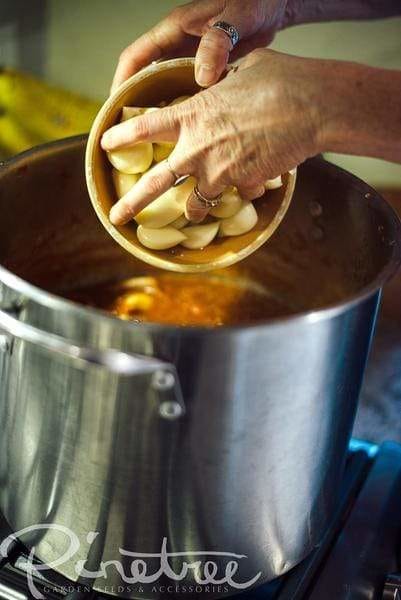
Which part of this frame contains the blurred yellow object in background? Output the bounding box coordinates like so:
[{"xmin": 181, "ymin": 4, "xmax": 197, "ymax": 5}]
[
  {"xmin": 0, "ymin": 113, "xmax": 42, "ymax": 156},
  {"xmin": 0, "ymin": 68, "xmax": 101, "ymax": 159}
]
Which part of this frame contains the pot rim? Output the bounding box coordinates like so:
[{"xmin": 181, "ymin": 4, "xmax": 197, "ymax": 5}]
[{"xmin": 0, "ymin": 135, "xmax": 400, "ymax": 336}]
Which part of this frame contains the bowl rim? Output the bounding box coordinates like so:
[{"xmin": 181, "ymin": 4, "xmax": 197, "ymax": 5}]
[
  {"xmin": 85, "ymin": 57, "xmax": 297, "ymax": 273},
  {"xmin": 0, "ymin": 135, "xmax": 400, "ymax": 337}
]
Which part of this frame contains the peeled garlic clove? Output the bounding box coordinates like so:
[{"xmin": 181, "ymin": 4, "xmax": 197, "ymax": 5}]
[
  {"xmin": 219, "ymin": 202, "xmax": 258, "ymax": 237},
  {"xmin": 181, "ymin": 222, "xmax": 220, "ymax": 249},
  {"xmin": 169, "ymin": 95, "xmax": 190, "ymax": 105},
  {"xmin": 153, "ymin": 142, "xmax": 175, "ymax": 162},
  {"xmin": 171, "ymin": 214, "xmax": 189, "ymax": 229},
  {"xmin": 135, "ymin": 188, "xmax": 183, "ymax": 228},
  {"xmin": 121, "ymin": 107, "xmax": 159, "ymax": 123},
  {"xmin": 119, "ymin": 292, "xmax": 154, "ymax": 312},
  {"xmin": 135, "ymin": 177, "xmax": 196, "ymax": 228},
  {"xmin": 265, "ymin": 175, "xmax": 282, "ymax": 190},
  {"xmin": 109, "ymin": 107, "xmax": 156, "ymax": 173},
  {"xmin": 120, "ymin": 106, "xmax": 147, "ymax": 121},
  {"xmin": 172, "ymin": 176, "xmax": 197, "ymax": 207},
  {"xmin": 210, "ymin": 188, "xmax": 242, "ymax": 218},
  {"xmin": 137, "ymin": 225, "xmax": 186, "ymax": 250},
  {"xmin": 112, "ymin": 169, "xmax": 140, "ymax": 198},
  {"xmin": 118, "ymin": 277, "xmax": 157, "ymax": 290},
  {"xmin": 107, "ymin": 143, "xmax": 153, "ymax": 174}
]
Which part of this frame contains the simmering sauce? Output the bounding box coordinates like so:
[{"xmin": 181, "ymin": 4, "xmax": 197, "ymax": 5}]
[{"xmin": 66, "ymin": 273, "xmax": 293, "ymax": 327}]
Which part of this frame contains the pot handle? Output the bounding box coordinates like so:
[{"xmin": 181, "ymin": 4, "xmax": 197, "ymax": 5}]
[{"xmin": 0, "ymin": 307, "xmax": 185, "ymax": 419}]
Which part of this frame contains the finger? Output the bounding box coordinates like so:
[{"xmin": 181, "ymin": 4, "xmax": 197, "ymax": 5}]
[
  {"xmin": 110, "ymin": 0, "xmax": 251, "ymax": 94},
  {"xmin": 101, "ymin": 107, "xmax": 180, "ymax": 151},
  {"xmin": 111, "ymin": 19, "xmax": 185, "ymax": 94},
  {"xmin": 109, "ymin": 159, "xmax": 178, "ymax": 226},
  {"xmin": 185, "ymin": 182, "xmax": 226, "ymax": 223},
  {"xmin": 237, "ymin": 184, "xmax": 266, "ymax": 201},
  {"xmin": 195, "ymin": 26, "xmax": 233, "ymax": 87}
]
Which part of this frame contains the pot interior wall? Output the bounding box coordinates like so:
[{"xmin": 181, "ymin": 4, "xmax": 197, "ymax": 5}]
[{"xmin": 0, "ymin": 138, "xmax": 396, "ymax": 320}]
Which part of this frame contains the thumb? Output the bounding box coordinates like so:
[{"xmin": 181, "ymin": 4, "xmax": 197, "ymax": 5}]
[{"xmin": 195, "ymin": 24, "xmax": 236, "ymax": 87}]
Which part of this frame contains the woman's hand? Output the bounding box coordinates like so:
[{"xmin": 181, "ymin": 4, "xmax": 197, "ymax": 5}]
[
  {"xmin": 111, "ymin": 0, "xmax": 289, "ymax": 92},
  {"xmin": 111, "ymin": 0, "xmax": 401, "ymax": 93},
  {"xmin": 102, "ymin": 49, "xmax": 325, "ymax": 225}
]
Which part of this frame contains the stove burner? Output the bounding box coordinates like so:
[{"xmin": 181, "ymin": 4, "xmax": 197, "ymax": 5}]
[
  {"xmin": 383, "ymin": 574, "xmax": 401, "ymax": 599},
  {"xmin": 0, "ymin": 440, "xmax": 400, "ymax": 599}
]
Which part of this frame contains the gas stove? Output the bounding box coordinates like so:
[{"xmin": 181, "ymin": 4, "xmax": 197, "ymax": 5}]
[{"xmin": 0, "ymin": 440, "xmax": 400, "ymax": 600}]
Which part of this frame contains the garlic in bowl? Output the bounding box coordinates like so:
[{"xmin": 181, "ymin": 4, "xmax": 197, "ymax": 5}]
[{"xmin": 86, "ymin": 57, "xmax": 296, "ymax": 273}]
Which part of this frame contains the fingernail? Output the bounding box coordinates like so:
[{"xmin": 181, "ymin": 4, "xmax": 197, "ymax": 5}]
[
  {"xmin": 109, "ymin": 205, "xmax": 121, "ymax": 225},
  {"xmin": 101, "ymin": 132, "xmax": 112, "ymax": 150},
  {"xmin": 196, "ymin": 64, "xmax": 216, "ymax": 87}
]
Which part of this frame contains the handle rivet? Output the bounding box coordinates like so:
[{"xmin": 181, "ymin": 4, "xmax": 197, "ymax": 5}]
[
  {"xmin": 0, "ymin": 335, "xmax": 10, "ymax": 353},
  {"xmin": 159, "ymin": 401, "xmax": 183, "ymax": 420},
  {"xmin": 152, "ymin": 370, "xmax": 175, "ymax": 391}
]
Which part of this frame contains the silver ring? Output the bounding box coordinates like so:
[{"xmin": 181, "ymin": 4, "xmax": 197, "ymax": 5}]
[
  {"xmin": 212, "ymin": 21, "xmax": 240, "ymax": 49},
  {"xmin": 166, "ymin": 158, "xmax": 190, "ymax": 187},
  {"xmin": 193, "ymin": 185, "xmax": 222, "ymax": 208}
]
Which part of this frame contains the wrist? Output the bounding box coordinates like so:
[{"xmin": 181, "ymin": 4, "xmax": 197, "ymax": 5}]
[
  {"xmin": 280, "ymin": 1, "xmax": 401, "ymax": 29},
  {"xmin": 281, "ymin": 0, "xmax": 310, "ymax": 28},
  {"xmin": 313, "ymin": 60, "xmax": 355, "ymax": 155},
  {"xmin": 316, "ymin": 60, "xmax": 401, "ymax": 162}
]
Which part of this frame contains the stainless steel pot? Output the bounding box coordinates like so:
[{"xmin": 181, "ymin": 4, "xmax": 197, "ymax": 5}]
[{"xmin": 0, "ymin": 136, "xmax": 399, "ymax": 599}]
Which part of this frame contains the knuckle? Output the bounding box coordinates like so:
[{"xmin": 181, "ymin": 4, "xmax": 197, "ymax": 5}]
[
  {"xmin": 144, "ymin": 29, "xmax": 160, "ymax": 49},
  {"xmin": 174, "ymin": 141, "xmax": 193, "ymax": 170},
  {"xmin": 148, "ymin": 21, "xmax": 177, "ymax": 52},
  {"xmin": 165, "ymin": 106, "xmax": 178, "ymax": 128},
  {"xmin": 199, "ymin": 30, "xmax": 230, "ymax": 54},
  {"xmin": 133, "ymin": 116, "xmax": 151, "ymax": 139},
  {"xmin": 250, "ymin": 175, "xmax": 264, "ymax": 187},
  {"xmin": 250, "ymin": 47, "xmax": 268, "ymax": 58},
  {"xmin": 245, "ymin": 48, "xmax": 268, "ymax": 65},
  {"xmin": 118, "ymin": 46, "xmax": 132, "ymax": 63},
  {"xmin": 147, "ymin": 174, "xmax": 166, "ymax": 197},
  {"xmin": 202, "ymin": 172, "xmax": 224, "ymax": 191},
  {"xmin": 169, "ymin": 5, "xmax": 184, "ymax": 20},
  {"xmin": 241, "ymin": 180, "xmax": 258, "ymax": 193},
  {"xmin": 119, "ymin": 198, "xmax": 134, "ymax": 218}
]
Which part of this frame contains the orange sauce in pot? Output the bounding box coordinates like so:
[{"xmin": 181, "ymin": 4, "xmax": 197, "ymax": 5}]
[{"xmin": 66, "ymin": 273, "xmax": 292, "ymax": 327}]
